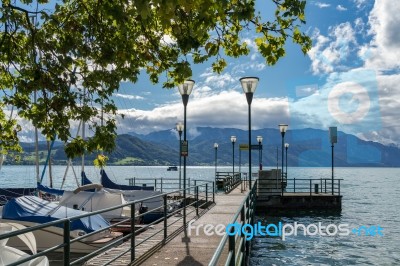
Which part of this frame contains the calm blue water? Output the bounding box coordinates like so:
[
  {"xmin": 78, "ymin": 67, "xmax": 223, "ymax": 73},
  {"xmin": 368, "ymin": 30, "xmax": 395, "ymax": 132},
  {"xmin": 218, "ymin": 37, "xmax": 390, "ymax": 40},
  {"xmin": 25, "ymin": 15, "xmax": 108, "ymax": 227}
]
[
  {"xmin": 250, "ymin": 167, "xmax": 400, "ymax": 265},
  {"xmin": 1, "ymin": 166, "xmax": 399, "ymax": 264}
]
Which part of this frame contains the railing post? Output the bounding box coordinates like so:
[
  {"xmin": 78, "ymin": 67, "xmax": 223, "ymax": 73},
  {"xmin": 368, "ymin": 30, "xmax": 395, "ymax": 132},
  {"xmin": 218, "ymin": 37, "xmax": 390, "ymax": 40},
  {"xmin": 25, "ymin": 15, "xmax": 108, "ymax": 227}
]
[
  {"xmin": 154, "ymin": 179, "xmax": 157, "ymax": 191},
  {"xmin": 164, "ymin": 195, "xmax": 167, "ymax": 240},
  {"xmin": 131, "ymin": 202, "xmax": 136, "ymax": 262},
  {"xmin": 206, "ymin": 183, "xmax": 208, "ymax": 203},
  {"xmin": 228, "ymin": 226, "xmax": 236, "ymax": 266},
  {"xmin": 188, "ymin": 178, "xmax": 191, "ymax": 196},
  {"xmin": 309, "ymin": 179, "xmax": 312, "ymax": 196},
  {"xmin": 63, "ymin": 219, "xmax": 70, "ymax": 266},
  {"xmin": 338, "ymin": 179, "xmax": 341, "ymax": 195},
  {"xmin": 212, "ymin": 181, "xmax": 215, "ymax": 203},
  {"xmin": 161, "ymin": 177, "xmax": 163, "ymax": 192},
  {"xmin": 325, "ymin": 179, "xmax": 327, "ymax": 193},
  {"xmin": 134, "ymin": 177, "xmax": 136, "ymax": 186},
  {"xmin": 195, "ymin": 186, "xmax": 199, "ymax": 216},
  {"xmin": 294, "ymin": 178, "xmax": 296, "ymax": 193},
  {"xmin": 241, "ymin": 206, "xmax": 245, "ymax": 266},
  {"xmin": 320, "ymin": 178, "xmax": 322, "ymax": 193},
  {"xmin": 245, "ymin": 197, "xmax": 250, "ymax": 261}
]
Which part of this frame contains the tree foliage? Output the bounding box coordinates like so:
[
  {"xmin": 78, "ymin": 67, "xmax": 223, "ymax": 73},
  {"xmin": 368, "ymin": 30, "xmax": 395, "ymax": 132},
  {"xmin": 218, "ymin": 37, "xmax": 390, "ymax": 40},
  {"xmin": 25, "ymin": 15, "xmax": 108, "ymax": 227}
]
[{"xmin": 0, "ymin": 0, "xmax": 311, "ymax": 158}]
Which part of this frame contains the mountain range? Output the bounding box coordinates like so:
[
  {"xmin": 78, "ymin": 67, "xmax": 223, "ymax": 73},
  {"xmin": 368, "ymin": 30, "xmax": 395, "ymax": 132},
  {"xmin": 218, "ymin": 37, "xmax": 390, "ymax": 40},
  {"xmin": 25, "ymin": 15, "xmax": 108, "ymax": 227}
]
[{"xmin": 10, "ymin": 127, "xmax": 400, "ymax": 167}]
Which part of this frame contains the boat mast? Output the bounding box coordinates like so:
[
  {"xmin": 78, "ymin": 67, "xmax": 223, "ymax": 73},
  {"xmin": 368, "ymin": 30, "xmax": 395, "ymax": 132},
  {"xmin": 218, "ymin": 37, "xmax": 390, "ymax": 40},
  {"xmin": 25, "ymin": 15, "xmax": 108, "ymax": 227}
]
[{"xmin": 81, "ymin": 89, "xmax": 86, "ymax": 186}]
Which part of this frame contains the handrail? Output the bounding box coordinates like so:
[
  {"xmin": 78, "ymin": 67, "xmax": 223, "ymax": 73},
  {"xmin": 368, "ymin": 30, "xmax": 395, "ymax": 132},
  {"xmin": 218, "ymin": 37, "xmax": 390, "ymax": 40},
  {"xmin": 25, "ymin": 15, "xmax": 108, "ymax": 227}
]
[
  {"xmin": 257, "ymin": 178, "xmax": 343, "ymax": 196},
  {"xmin": 209, "ymin": 180, "xmax": 258, "ymax": 266},
  {"xmin": 215, "ymin": 172, "xmax": 241, "ymax": 193},
  {"xmin": 0, "ymin": 179, "xmax": 216, "ymax": 266}
]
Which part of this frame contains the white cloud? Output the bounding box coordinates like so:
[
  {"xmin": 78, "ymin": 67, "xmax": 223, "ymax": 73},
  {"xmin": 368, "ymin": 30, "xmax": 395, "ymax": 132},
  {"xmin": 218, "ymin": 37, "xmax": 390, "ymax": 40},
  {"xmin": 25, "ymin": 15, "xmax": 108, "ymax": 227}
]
[
  {"xmin": 200, "ymin": 71, "xmax": 236, "ymax": 89},
  {"xmin": 353, "ymin": 0, "xmax": 368, "ymax": 9},
  {"xmin": 314, "ymin": 2, "xmax": 330, "ymax": 8},
  {"xmin": 308, "ymin": 22, "xmax": 357, "ymax": 74},
  {"xmin": 336, "ymin": 5, "xmax": 347, "ymax": 11},
  {"xmin": 114, "ymin": 93, "xmax": 144, "ymax": 100},
  {"xmin": 363, "ymin": 1, "xmax": 400, "ymax": 71},
  {"xmin": 114, "ymin": 90, "xmax": 290, "ymax": 135}
]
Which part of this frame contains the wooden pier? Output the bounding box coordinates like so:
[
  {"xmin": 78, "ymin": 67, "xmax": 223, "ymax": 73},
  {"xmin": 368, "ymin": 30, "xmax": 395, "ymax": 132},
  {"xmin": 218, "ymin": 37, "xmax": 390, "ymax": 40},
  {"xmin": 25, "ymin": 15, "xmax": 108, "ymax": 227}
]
[{"xmin": 84, "ymin": 185, "xmax": 247, "ymax": 266}]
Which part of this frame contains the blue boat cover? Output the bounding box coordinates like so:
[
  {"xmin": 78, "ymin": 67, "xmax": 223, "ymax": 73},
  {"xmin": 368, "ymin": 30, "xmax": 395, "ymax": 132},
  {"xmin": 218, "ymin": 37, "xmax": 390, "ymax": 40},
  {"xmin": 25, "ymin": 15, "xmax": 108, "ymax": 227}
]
[
  {"xmin": 1, "ymin": 196, "xmax": 110, "ymax": 233},
  {"xmin": 37, "ymin": 182, "xmax": 64, "ymax": 196},
  {"xmin": 0, "ymin": 188, "xmax": 36, "ymax": 204},
  {"xmin": 81, "ymin": 171, "xmax": 94, "ymax": 186},
  {"xmin": 100, "ymin": 170, "xmax": 154, "ymax": 191}
]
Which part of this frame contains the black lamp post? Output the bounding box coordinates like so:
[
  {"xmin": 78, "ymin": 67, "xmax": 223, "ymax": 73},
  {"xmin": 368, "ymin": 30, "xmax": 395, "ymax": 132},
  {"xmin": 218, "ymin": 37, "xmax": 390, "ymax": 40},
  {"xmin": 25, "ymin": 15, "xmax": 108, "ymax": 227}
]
[
  {"xmin": 285, "ymin": 143, "xmax": 289, "ymax": 179},
  {"xmin": 329, "ymin": 126, "xmax": 337, "ymax": 195},
  {"xmin": 257, "ymin": 136, "xmax": 263, "ymax": 170},
  {"xmin": 279, "ymin": 124, "xmax": 288, "ymax": 184},
  {"xmin": 240, "ymin": 77, "xmax": 259, "ymax": 189},
  {"xmin": 178, "ymin": 79, "xmax": 195, "ymax": 227},
  {"xmin": 231, "ymin": 136, "xmax": 236, "ymax": 176},
  {"xmin": 176, "ymin": 122, "xmax": 184, "ymax": 191},
  {"xmin": 214, "ymin": 143, "xmax": 218, "ymax": 178}
]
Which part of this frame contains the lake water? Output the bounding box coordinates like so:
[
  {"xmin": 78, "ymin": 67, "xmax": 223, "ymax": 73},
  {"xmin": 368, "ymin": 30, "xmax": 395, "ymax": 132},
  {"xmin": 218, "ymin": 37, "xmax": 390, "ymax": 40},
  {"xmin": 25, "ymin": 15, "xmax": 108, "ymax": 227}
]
[{"xmin": 1, "ymin": 165, "xmax": 399, "ymax": 265}]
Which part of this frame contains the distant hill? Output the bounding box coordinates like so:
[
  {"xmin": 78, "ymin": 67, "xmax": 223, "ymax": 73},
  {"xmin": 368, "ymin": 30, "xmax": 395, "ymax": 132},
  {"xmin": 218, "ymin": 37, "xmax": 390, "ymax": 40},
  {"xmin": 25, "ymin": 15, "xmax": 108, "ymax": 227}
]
[{"xmin": 7, "ymin": 127, "xmax": 400, "ymax": 167}]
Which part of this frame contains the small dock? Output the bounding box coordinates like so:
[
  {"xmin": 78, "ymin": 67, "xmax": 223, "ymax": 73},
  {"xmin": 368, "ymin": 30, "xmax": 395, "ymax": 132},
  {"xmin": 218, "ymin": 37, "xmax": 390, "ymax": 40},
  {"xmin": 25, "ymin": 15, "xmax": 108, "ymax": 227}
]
[{"xmin": 256, "ymin": 169, "xmax": 342, "ymax": 211}]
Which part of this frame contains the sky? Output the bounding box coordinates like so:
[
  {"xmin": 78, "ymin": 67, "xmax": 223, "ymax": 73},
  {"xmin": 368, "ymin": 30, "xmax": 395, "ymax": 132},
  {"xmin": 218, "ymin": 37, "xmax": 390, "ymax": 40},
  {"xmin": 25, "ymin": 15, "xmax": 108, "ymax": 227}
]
[
  {"xmin": 107, "ymin": 0, "xmax": 400, "ymax": 147},
  {"xmin": 18, "ymin": 1, "xmax": 400, "ymax": 147}
]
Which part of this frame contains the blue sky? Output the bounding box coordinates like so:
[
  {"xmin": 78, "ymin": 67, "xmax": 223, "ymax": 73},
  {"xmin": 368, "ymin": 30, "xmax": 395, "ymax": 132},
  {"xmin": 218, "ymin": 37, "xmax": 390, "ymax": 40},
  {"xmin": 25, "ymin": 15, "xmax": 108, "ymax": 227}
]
[{"xmin": 17, "ymin": 1, "xmax": 400, "ymax": 146}]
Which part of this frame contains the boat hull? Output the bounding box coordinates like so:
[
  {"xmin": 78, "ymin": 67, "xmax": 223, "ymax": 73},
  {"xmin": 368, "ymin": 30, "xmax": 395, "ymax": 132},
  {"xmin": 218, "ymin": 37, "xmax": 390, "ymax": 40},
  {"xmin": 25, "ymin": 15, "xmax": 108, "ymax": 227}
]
[{"xmin": 0, "ymin": 219, "xmax": 121, "ymax": 254}]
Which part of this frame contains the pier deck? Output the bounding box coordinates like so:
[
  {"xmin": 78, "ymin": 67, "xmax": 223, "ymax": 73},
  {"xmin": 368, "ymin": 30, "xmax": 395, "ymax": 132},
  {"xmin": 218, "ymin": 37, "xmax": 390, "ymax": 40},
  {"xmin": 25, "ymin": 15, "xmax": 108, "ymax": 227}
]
[
  {"xmin": 142, "ymin": 185, "xmax": 247, "ymax": 265},
  {"xmin": 84, "ymin": 185, "xmax": 248, "ymax": 266}
]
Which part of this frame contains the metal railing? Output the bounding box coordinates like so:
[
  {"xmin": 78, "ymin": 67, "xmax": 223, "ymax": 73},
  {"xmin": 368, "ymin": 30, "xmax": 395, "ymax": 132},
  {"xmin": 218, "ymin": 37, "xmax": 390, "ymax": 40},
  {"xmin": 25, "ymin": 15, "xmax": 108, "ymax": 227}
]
[
  {"xmin": 215, "ymin": 172, "xmax": 241, "ymax": 193},
  {"xmin": 209, "ymin": 180, "xmax": 257, "ymax": 266},
  {"xmin": 257, "ymin": 178, "xmax": 343, "ymax": 197},
  {"xmin": 0, "ymin": 180, "xmax": 215, "ymax": 266},
  {"xmin": 125, "ymin": 177, "xmax": 211, "ymax": 195}
]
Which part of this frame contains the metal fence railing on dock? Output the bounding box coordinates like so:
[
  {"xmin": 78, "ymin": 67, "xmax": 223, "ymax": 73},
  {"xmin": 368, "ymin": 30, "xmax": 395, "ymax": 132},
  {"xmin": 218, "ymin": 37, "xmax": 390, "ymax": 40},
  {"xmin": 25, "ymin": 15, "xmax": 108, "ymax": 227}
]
[
  {"xmin": 257, "ymin": 178, "xmax": 343, "ymax": 197},
  {"xmin": 0, "ymin": 180, "xmax": 215, "ymax": 266},
  {"xmin": 209, "ymin": 180, "xmax": 257, "ymax": 266},
  {"xmin": 215, "ymin": 172, "xmax": 242, "ymax": 193}
]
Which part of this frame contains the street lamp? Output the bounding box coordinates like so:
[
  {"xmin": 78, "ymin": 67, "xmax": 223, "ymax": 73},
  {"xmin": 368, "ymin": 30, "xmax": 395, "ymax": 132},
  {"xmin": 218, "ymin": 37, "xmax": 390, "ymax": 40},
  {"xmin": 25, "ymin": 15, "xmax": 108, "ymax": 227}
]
[
  {"xmin": 285, "ymin": 143, "xmax": 289, "ymax": 179},
  {"xmin": 178, "ymin": 79, "xmax": 195, "ymax": 227},
  {"xmin": 214, "ymin": 143, "xmax": 218, "ymax": 178},
  {"xmin": 329, "ymin": 127, "xmax": 337, "ymax": 195},
  {"xmin": 257, "ymin": 136, "xmax": 263, "ymax": 170},
  {"xmin": 240, "ymin": 77, "xmax": 259, "ymax": 189},
  {"xmin": 176, "ymin": 122, "xmax": 184, "ymax": 191},
  {"xmin": 231, "ymin": 136, "xmax": 236, "ymax": 176},
  {"xmin": 279, "ymin": 124, "xmax": 288, "ymax": 185}
]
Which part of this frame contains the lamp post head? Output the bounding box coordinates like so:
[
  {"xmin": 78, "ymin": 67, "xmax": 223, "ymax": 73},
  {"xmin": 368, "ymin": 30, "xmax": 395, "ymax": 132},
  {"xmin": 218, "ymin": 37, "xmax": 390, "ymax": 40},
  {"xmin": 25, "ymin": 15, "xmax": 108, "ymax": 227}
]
[
  {"xmin": 178, "ymin": 80, "xmax": 195, "ymax": 107},
  {"xmin": 231, "ymin": 136, "xmax": 237, "ymax": 143},
  {"xmin": 279, "ymin": 124, "xmax": 288, "ymax": 137},
  {"xmin": 176, "ymin": 122, "xmax": 184, "ymax": 133},
  {"xmin": 329, "ymin": 126, "xmax": 338, "ymax": 144},
  {"xmin": 178, "ymin": 80, "xmax": 195, "ymax": 96},
  {"xmin": 214, "ymin": 143, "xmax": 219, "ymax": 149},
  {"xmin": 285, "ymin": 143, "xmax": 289, "ymax": 149},
  {"xmin": 240, "ymin": 77, "xmax": 259, "ymax": 105},
  {"xmin": 257, "ymin": 136, "xmax": 263, "ymax": 144}
]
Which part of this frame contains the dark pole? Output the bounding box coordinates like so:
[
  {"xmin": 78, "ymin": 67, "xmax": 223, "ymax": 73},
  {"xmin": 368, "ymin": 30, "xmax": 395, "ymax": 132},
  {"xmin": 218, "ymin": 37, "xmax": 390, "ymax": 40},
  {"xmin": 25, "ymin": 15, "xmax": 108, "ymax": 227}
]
[
  {"xmin": 258, "ymin": 141, "xmax": 262, "ymax": 170},
  {"xmin": 214, "ymin": 146, "xmax": 218, "ymax": 177},
  {"xmin": 285, "ymin": 145, "xmax": 288, "ymax": 179},
  {"xmin": 332, "ymin": 143, "xmax": 334, "ymax": 195},
  {"xmin": 246, "ymin": 93, "xmax": 253, "ymax": 189},
  {"xmin": 232, "ymin": 141, "xmax": 235, "ymax": 175},
  {"xmin": 179, "ymin": 131, "xmax": 182, "ymax": 191},
  {"xmin": 281, "ymin": 132, "xmax": 285, "ymax": 183},
  {"xmin": 182, "ymin": 94, "xmax": 189, "ymax": 226}
]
